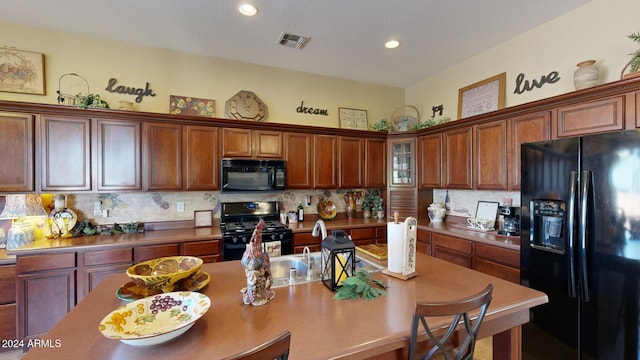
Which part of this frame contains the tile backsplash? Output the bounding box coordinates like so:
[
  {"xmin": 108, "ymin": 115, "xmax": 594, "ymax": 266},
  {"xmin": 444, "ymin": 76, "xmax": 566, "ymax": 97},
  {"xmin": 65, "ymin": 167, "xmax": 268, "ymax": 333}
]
[{"xmin": 432, "ymin": 189, "xmax": 520, "ymax": 217}]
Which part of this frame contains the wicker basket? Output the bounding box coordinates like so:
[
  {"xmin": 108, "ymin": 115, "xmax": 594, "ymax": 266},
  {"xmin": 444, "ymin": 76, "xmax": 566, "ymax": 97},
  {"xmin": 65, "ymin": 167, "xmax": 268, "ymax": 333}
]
[{"xmin": 390, "ymin": 105, "xmax": 421, "ymax": 131}]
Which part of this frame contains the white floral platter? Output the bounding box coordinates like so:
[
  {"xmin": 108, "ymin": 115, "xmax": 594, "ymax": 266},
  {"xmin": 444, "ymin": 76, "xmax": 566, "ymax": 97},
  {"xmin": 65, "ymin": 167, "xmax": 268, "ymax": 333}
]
[{"xmin": 99, "ymin": 291, "xmax": 211, "ymax": 346}]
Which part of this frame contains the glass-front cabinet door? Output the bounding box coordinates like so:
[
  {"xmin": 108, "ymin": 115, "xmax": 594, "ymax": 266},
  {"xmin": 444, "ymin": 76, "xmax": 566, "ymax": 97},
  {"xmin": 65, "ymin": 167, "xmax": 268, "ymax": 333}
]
[{"xmin": 389, "ymin": 138, "xmax": 415, "ymax": 186}]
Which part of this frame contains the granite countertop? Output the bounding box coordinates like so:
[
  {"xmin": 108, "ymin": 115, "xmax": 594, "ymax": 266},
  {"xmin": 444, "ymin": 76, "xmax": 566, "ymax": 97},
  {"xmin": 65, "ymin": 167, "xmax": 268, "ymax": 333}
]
[{"xmin": 4, "ymin": 216, "xmax": 519, "ymax": 260}]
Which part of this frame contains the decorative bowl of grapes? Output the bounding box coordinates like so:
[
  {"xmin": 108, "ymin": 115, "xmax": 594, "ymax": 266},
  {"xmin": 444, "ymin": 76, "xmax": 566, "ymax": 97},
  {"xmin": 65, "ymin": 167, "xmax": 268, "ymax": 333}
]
[
  {"xmin": 99, "ymin": 291, "xmax": 211, "ymax": 346},
  {"xmin": 126, "ymin": 256, "xmax": 204, "ymax": 293}
]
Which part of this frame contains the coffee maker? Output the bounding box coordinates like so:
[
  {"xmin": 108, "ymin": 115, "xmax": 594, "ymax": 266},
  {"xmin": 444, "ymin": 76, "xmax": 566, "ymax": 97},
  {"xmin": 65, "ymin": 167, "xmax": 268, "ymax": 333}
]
[{"xmin": 498, "ymin": 206, "xmax": 520, "ymax": 236}]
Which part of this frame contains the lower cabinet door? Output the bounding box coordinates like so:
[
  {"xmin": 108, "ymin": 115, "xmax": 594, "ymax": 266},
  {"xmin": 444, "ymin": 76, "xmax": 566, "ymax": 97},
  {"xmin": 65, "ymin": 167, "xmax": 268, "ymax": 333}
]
[{"xmin": 18, "ymin": 269, "xmax": 76, "ymax": 339}]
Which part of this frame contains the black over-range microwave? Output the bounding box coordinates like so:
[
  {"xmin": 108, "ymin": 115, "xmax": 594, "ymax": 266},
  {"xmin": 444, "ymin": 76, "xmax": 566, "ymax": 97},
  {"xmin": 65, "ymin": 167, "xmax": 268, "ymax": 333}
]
[{"xmin": 220, "ymin": 158, "xmax": 286, "ymax": 192}]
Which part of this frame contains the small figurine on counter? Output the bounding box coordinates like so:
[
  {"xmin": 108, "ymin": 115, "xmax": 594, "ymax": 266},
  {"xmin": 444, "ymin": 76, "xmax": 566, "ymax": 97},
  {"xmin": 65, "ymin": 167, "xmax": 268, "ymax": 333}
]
[{"xmin": 241, "ymin": 219, "xmax": 275, "ymax": 306}]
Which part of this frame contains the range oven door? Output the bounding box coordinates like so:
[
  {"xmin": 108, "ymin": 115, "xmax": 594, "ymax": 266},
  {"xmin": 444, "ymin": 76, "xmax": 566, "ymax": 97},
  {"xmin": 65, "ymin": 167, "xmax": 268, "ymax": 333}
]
[
  {"xmin": 222, "ymin": 237, "xmax": 293, "ymax": 261},
  {"xmin": 220, "ymin": 158, "xmax": 286, "ymax": 192}
]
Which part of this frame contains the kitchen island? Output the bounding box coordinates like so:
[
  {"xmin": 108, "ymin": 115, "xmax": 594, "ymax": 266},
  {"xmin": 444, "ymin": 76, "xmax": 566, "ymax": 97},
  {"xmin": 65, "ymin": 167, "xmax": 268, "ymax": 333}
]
[{"xmin": 21, "ymin": 252, "xmax": 546, "ymax": 360}]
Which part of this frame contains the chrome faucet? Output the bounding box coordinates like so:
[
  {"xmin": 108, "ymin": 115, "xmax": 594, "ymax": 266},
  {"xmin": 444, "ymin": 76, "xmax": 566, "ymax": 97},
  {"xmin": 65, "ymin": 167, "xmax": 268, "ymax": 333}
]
[
  {"xmin": 302, "ymin": 246, "xmax": 313, "ymax": 280},
  {"xmin": 312, "ymin": 219, "xmax": 328, "ymax": 240}
]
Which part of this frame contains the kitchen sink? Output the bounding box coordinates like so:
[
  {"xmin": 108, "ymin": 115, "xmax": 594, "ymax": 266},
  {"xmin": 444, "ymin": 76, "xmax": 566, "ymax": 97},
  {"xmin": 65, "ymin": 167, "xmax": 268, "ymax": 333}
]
[{"xmin": 269, "ymin": 252, "xmax": 384, "ymax": 288}]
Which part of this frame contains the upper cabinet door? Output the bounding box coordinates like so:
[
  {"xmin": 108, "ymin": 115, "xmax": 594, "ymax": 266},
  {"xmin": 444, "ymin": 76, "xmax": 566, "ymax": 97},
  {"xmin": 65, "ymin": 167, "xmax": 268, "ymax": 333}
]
[
  {"xmin": 313, "ymin": 135, "xmax": 338, "ymax": 189},
  {"xmin": 442, "ymin": 127, "xmax": 472, "ymax": 189},
  {"xmin": 254, "ymin": 130, "xmax": 283, "ymax": 158},
  {"xmin": 143, "ymin": 122, "xmax": 182, "ymax": 191},
  {"xmin": 555, "ymin": 96, "xmax": 624, "ymax": 138},
  {"xmin": 96, "ymin": 119, "xmax": 141, "ymax": 191},
  {"xmin": 418, "ymin": 133, "xmax": 442, "ymax": 189},
  {"xmin": 284, "ymin": 132, "xmax": 313, "ymax": 189},
  {"xmin": 0, "ymin": 112, "xmax": 34, "ymax": 192},
  {"xmin": 41, "ymin": 115, "xmax": 91, "ymax": 191},
  {"xmin": 507, "ymin": 111, "xmax": 551, "ymax": 190},
  {"xmin": 389, "ymin": 137, "xmax": 416, "ymax": 187},
  {"xmin": 339, "ymin": 136, "xmax": 364, "ymax": 188},
  {"xmin": 473, "ymin": 120, "xmax": 508, "ymax": 190},
  {"xmin": 221, "ymin": 128, "xmax": 252, "ymax": 157},
  {"xmin": 364, "ymin": 138, "xmax": 386, "ymax": 188},
  {"xmin": 184, "ymin": 125, "xmax": 219, "ymax": 191}
]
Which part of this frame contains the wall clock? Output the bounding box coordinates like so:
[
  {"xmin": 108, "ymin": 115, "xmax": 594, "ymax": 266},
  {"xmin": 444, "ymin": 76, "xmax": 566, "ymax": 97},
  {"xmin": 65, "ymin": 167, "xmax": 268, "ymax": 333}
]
[{"xmin": 225, "ymin": 90, "xmax": 268, "ymax": 121}]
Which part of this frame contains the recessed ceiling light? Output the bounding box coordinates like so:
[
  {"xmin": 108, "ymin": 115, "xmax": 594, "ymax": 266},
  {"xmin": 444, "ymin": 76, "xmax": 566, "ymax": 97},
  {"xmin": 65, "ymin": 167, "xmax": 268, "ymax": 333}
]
[
  {"xmin": 238, "ymin": 3, "xmax": 258, "ymax": 16},
  {"xmin": 385, "ymin": 40, "xmax": 400, "ymax": 49}
]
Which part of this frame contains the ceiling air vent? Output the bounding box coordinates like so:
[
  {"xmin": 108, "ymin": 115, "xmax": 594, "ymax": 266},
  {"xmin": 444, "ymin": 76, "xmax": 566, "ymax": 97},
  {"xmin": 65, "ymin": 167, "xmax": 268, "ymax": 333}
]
[{"xmin": 277, "ymin": 32, "xmax": 310, "ymax": 49}]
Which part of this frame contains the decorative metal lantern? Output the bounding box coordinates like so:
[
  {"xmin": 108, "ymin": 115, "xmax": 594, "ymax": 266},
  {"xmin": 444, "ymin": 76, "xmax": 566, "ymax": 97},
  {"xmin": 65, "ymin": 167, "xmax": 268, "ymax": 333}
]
[{"xmin": 320, "ymin": 230, "xmax": 356, "ymax": 291}]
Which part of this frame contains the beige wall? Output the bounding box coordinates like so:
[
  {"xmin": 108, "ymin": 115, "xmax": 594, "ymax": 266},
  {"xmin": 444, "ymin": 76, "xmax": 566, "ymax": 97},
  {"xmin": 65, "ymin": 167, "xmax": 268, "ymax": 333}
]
[
  {"xmin": 0, "ymin": 21, "xmax": 404, "ymax": 129},
  {"xmin": 406, "ymin": 0, "xmax": 640, "ymax": 121}
]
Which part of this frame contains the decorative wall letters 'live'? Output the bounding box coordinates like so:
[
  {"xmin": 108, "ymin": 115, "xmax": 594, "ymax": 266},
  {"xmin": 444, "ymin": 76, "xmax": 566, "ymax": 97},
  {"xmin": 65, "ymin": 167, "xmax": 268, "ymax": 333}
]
[
  {"xmin": 105, "ymin": 78, "xmax": 156, "ymax": 103},
  {"xmin": 296, "ymin": 101, "xmax": 329, "ymax": 116},
  {"xmin": 513, "ymin": 71, "xmax": 560, "ymax": 94}
]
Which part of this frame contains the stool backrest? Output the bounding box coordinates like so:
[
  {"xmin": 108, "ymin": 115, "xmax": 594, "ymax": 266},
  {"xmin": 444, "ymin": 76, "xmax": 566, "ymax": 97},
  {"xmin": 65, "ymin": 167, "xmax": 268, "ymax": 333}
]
[{"xmin": 409, "ymin": 284, "xmax": 493, "ymax": 360}]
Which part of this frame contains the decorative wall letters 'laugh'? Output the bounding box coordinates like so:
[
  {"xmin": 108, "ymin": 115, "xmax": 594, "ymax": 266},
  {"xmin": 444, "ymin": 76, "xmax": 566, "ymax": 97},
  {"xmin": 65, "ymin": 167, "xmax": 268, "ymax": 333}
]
[{"xmin": 105, "ymin": 78, "xmax": 156, "ymax": 103}]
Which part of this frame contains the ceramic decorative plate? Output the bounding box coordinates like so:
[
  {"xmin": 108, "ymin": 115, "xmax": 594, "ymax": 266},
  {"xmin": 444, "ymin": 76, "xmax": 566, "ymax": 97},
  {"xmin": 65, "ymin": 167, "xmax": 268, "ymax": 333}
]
[
  {"xmin": 99, "ymin": 291, "xmax": 211, "ymax": 346},
  {"xmin": 117, "ymin": 270, "xmax": 211, "ymax": 302},
  {"xmin": 317, "ymin": 199, "xmax": 337, "ymax": 220}
]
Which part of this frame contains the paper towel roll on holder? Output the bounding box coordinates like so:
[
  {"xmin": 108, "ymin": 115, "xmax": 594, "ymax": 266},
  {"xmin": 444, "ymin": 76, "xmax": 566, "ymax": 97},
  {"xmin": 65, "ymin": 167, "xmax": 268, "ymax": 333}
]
[{"xmin": 382, "ymin": 213, "xmax": 418, "ymax": 281}]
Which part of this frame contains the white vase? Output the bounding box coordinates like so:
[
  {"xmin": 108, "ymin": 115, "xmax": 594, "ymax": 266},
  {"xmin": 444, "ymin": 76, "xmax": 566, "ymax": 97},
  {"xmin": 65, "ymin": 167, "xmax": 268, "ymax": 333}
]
[{"xmin": 574, "ymin": 60, "xmax": 599, "ymax": 90}]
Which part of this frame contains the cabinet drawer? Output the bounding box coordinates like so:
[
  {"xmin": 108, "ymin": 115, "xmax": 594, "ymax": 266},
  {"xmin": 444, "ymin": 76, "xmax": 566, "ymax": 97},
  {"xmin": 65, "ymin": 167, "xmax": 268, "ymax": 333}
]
[
  {"xmin": 293, "ymin": 232, "xmax": 320, "ymax": 247},
  {"xmin": 18, "ymin": 253, "xmax": 76, "ymax": 273},
  {"xmin": 349, "ymin": 227, "xmax": 375, "ymax": 240},
  {"xmin": 0, "ymin": 264, "xmax": 16, "ymax": 304},
  {"xmin": 432, "ymin": 234, "xmax": 472, "ymax": 255},
  {"xmin": 83, "ymin": 248, "xmax": 133, "ymax": 266},
  {"xmin": 182, "ymin": 240, "xmax": 220, "ymax": 256},
  {"xmin": 474, "ymin": 243, "xmax": 519, "ymax": 268},
  {"xmin": 134, "ymin": 244, "xmax": 180, "ymax": 262}
]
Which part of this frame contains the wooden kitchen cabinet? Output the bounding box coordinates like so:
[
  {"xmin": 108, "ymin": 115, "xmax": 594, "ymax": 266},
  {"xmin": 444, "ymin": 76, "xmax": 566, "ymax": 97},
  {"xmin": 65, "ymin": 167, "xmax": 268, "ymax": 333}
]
[
  {"xmin": 313, "ymin": 134, "xmax": 338, "ymax": 188},
  {"xmin": 473, "ymin": 120, "xmax": 507, "ymax": 190},
  {"xmin": 95, "ymin": 118, "xmax": 142, "ymax": 191},
  {"xmin": 387, "ymin": 188, "xmax": 418, "ymax": 220},
  {"xmin": 442, "ymin": 127, "xmax": 473, "ymax": 189},
  {"xmin": 182, "ymin": 240, "xmax": 221, "ymax": 263},
  {"xmin": 507, "ymin": 111, "xmax": 551, "ymax": 190},
  {"xmin": 375, "ymin": 226, "xmax": 387, "ymax": 244},
  {"xmin": 388, "ymin": 137, "xmax": 415, "ymax": 186},
  {"xmin": 339, "ymin": 136, "xmax": 364, "ymax": 188},
  {"xmin": 0, "ymin": 112, "xmax": 34, "ymax": 192},
  {"xmin": 555, "ymin": 95, "xmax": 624, "ymax": 138},
  {"xmin": 184, "ymin": 125, "xmax": 219, "ymax": 190},
  {"xmin": 221, "ymin": 128, "xmax": 283, "ymax": 158},
  {"xmin": 16, "ymin": 252, "xmax": 76, "ymax": 340},
  {"xmin": 285, "ymin": 132, "xmax": 314, "ymax": 189},
  {"xmin": 0, "ymin": 264, "xmax": 17, "ymax": 347},
  {"xmin": 364, "ymin": 138, "xmax": 387, "ymax": 188},
  {"xmin": 416, "ymin": 228, "xmax": 432, "ymax": 255},
  {"xmin": 432, "ymin": 233, "xmax": 472, "ymax": 268},
  {"xmin": 293, "ymin": 232, "xmax": 321, "ymax": 253},
  {"xmin": 473, "ymin": 242, "xmax": 520, "ymax": 283},
  {"xmin": 346, "ymin": 227, "xmax": 375, "ymax": 247},
  {"xmin": 418, "ymin": 133, "xmax": 442, "ymax": 189},
  {"xmin": 77, "ymin": 247, "xmax": 133, "ymax": 300},
  {"xmin": 142, "ymin": 122, "xmax": 182, "ymax": 190},
  {"xmin": 134, "ymin": 243, "xmax": 180, "ymax": 262},
  {"xmin": 40, "ymin": 115, "xmax": 91, "ymax": 191}
]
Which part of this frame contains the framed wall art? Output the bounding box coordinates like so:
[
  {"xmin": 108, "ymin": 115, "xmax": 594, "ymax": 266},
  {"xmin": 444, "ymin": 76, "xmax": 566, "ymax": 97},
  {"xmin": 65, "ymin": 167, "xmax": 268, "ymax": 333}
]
[
  {"xmin": 194, "ymin": 210, "xmax": 213, "ymax": 228},
  {"xmin": 0, "ymin": 48, "xmax": 45, "ymax": 95},
  {"xmin": 170, "ymin": 95, "xmax": 216, "ymax": 117},
  {"xmin": 457, "ymin": 72, "xmax": 506, "ymax": 119},
  {"xmin": 339, "ymin": 107, "xmax": 368, "ymax": 130}
]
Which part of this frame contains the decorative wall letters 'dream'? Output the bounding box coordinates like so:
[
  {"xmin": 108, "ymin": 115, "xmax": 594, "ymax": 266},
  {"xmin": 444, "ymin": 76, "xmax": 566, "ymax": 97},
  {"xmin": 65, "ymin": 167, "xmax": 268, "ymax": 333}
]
[
  {"xmin": 296, "ymin": 100, "xmax": 329, "ymax": 116},
  {"xmin": 105, "ymin": 78, "xmax": 156, "ymax": 103}
]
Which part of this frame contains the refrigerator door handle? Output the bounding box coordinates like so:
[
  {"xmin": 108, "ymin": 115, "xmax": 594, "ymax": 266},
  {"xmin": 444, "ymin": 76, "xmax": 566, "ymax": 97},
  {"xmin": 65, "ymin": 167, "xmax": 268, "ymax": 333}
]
[
  {"xmin": 578, "ymin": 170, "xmax": 592, "ymax": 302},
  {"xmin": 567, "ymin": 171, "xmax": 578, "ymax": 299}
]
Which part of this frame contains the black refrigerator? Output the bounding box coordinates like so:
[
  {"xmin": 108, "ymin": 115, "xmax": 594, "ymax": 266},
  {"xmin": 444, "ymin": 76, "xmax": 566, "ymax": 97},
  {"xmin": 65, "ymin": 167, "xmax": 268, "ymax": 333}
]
[{"xmin": 521, "ymin": 130, "xmax": 640, "ymax": 360}]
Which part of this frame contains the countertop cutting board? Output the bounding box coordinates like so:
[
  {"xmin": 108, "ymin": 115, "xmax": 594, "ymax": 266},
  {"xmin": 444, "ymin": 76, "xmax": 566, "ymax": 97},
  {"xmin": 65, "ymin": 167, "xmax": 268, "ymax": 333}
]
[{"xmin": 356, "ymin": 244, "xmax": 388, "ymax": 260}]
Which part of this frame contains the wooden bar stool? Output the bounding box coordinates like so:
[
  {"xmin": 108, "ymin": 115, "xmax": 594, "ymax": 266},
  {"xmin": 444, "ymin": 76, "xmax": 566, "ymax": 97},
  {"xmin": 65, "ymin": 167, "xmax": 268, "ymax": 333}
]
[
  {"xmin": 409, "ymin": 284, "xmax": 493, "ymax": 360},
  {"xmin": 222, "ymin": 330, "xmax": 291, "ymax": 360}
]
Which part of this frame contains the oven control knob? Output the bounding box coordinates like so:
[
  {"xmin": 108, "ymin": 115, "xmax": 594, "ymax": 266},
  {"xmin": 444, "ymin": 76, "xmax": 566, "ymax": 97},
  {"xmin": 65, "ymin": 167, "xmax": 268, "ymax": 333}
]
[
  {"xmin": 270, "ymin": 234, "xmax": 277, "ymax": 240},
  {"xmin": 232, "ymin": 236, "xmax": 238, "ymax": 244},
  {"xmin": 242, "ymin": 236, "xmax": 248, "ymax": 243}
]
